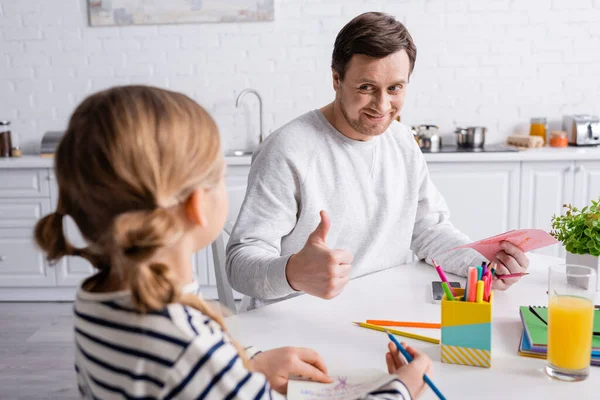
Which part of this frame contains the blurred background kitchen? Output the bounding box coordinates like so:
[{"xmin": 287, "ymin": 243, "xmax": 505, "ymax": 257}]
[
  {"xmin": 0, "ymin": 0, "xmax": 600, "ymax": 301},
  {"xmin": 1, "ymin": 3, "xmax": 600, "ymax": 397},
  {"xmin": 0, "ymin": 0, "xmax": 599, "ymax": 153}
]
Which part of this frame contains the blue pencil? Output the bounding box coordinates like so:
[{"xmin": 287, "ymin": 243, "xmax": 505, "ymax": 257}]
[{"xmin": 385, "ymin": 329, "xmax": 447, "ymax": 400}]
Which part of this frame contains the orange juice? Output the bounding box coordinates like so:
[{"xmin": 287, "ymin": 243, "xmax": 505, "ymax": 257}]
[
  {"xmin": 529, "ymin": 117, "xmax": 547, "ymax": 146},
  {"xmin": 547, "ymin": 295, "xmax": 594, "ymax": 370}
]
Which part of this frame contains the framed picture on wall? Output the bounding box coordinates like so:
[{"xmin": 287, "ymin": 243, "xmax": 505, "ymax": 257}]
[{"xmin": 88, "ymin": 0, "xmax": 275, "ymax": 26}]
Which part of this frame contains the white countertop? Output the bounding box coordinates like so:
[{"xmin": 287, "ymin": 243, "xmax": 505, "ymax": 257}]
[
  {"xmin": 1, "ymin": 146, "xmax": 599, "ymax": 169},
  {"xmin": 225, "ymin": 253, "xmax": 598, "ymax": 399},
  {"xmin": 0, "ymin": 155, "xmax": 254, "ymax": 169},
  {"xmin": 0, "ymin": 156, "xmax": 56, "ymax": 168},
  {"xmin": 422, "ymin": 146, "xmax": 600, "ymax": 162}
]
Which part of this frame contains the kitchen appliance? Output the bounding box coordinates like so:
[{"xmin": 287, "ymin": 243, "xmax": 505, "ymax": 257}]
[
  {"xmin": 455, "ymin": 127, "xmax": 486, "ymax": 148},
  {"xmin": 562, "ymin": 115, "xmax": 600, "ymax": 146},
  {"xmin": 40, "ymin": 131, "xmax": 64, "ymax": 157},
  {"xmin": 414, "ymin": 124, "xmax": 442, "ymax": 152}
]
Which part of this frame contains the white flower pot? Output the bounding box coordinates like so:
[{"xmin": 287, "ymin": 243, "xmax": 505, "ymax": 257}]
[{"xmin": 565, "ymin": 252, "xmax": 600, "ymax": 291}]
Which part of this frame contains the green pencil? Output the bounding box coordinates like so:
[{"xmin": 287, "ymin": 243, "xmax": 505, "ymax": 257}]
[{"xmin": 441, "ymin": 282, "xmax": 455, "ymax": 301}]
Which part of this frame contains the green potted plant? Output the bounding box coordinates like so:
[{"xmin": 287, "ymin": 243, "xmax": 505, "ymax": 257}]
[{"xmin": 551, "ymin": 197, "xmax": 600, "ymax": 288}]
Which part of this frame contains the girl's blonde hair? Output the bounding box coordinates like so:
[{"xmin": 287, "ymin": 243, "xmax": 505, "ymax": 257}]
[{"xmin": 34, "ymin": 85, "xmax": 246, "ymax": 363}]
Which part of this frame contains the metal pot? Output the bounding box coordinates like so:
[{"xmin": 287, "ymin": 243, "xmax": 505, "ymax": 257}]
[
  {"xmin": 455, "ymin": 126, "xmax": 486, "ymax": 148},
  {"xmin": 415, "ymin": 124, "xmax": 442, "ymax": 152}
]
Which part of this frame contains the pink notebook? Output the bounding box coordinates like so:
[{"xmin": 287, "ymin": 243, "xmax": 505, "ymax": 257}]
[{"xmin": 447, "ymin": 229, "xmax": 559, "ymax": 261}]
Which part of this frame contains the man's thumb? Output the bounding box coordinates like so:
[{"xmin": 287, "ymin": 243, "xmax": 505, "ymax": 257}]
[{"xmin": 309, "ymin": 210, "xmax": 330, "ymax": 243}]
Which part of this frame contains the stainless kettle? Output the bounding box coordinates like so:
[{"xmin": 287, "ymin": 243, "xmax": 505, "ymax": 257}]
[{"xmin": 414, "ymin": 124, "xmax": 442, "ymax": 152}]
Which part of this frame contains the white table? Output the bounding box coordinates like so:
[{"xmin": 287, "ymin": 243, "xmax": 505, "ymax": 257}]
[{"xmin": 226, "ymin": 253, "xmax": 599, "ymax": 399}]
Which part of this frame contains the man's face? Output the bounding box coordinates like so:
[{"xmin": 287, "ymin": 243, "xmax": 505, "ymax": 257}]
[{"xmin": 334, "ymin": 50, "xmax": 410, "ymax": 139}]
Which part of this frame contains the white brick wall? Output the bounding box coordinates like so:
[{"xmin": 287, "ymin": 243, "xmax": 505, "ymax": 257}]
[{"xmin": 1, "ymin": 0, "xmax": 600, "ymax": 153}]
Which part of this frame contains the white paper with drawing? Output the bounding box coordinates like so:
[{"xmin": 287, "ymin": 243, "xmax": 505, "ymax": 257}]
[{"xmin": 287, "ymin": 369, "xmax": 396, "ymax": 400}]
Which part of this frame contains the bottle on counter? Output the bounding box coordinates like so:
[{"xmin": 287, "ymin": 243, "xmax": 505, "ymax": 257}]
[
  {"xmin": 529, "ymin": 117, "xmax": 547, "ymax": 146},
  {"xmin": 0, "ymin": 120, "xmax": 12, "ymax": 157}
]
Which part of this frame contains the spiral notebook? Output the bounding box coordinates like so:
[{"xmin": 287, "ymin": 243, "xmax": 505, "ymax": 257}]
[
  {"xmin": 518, "ymin": 330, "xmax": 600, "ymax": 366},
  {"xmin": 519, "ymin": 305, "xmax": 600, "ymax": 354}
]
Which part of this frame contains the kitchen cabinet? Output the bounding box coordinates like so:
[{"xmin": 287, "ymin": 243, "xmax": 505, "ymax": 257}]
[
  {"xmin": 519, "ymin": 160, "xmax": 600, "ymax": 258},
  {"xmin": 46, "ymin": 171, "xmax": 95, "ymax": 287},
  {"xmin": 204, "ymin": 165, "xmax": 249, "ymax": 299},
  {"xmin": 519, "ymin": 161, "xmax": 574, "ymax": 258},
  {"xmin": 225, "ymin": 165, "xmax": 251, "ymax": 223},
  {"xmin": 2, "ymin": 148, "xmax": 600, "ymax": 301},
  {"xmin": 0, "ymin": 228, "xmax": 56, "ymax": 287},
  {"xmin": 0, "ymin": 169, "xmax": 50, "ymax": 198},
  {"xmin": 55, "ymin": 217, "xmax": 97, "ymax": 287},
  {"xmin": 0, "ymin": 160, "xmax": 252, "ymax": 300},
  {"xmin": 47, "ymin": 173, "xmax": 205, "ymax": 288},
  {"xmin": 428, "ymin": 162, "xmax": 520, "ymax": 242},
  {"xmin": 573, "ymin": 161, "xmax": 600, "ymax": 210},
  {"xmin": 48, "ymin": 169, "xmax": 248, "ymax": 296},
  {"xmin": 0, "ymin": 168, "xmax": 54, "ymax": 289},
  {"xmin": 196, "ymin": 166, "xmax": 249, "ymax": 299}
]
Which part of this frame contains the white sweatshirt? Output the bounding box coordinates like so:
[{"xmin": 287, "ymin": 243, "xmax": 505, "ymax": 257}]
[{"xmin": 226, "ymin": 110, "xmax": 480, "ymax": 309}]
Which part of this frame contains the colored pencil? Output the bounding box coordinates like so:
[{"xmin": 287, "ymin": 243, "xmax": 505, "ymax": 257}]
[
  {"xmin": 467, "ymin": 267, "xmax": 478, "ymax": 302},
  {"xmin": 442, "ymin": 282, "xmax": 455, "ymax": 301},
  {"xmin": 464, "ymin": 267, "xmax": 475, "ymax": 302},
  {"xmin": 384, "ymin": 329, "xmax": 447, "ymax": 400},
  {"xmin": 476, "ymin": 281, "xmax": 484, "ymax": 303},
  {"xmin": 483, "ymin": 272, "xmax": 492, "ymax": 302},
  {"xmin": 432, "ymin": 259, "xmax": 456, "ymax": 296},
  {"xmin": 352, "ymin": 322, "xmax": 440, "ymax": 344},
  {"xmin": 366, "ymin": 320, "xmax": 441, "ymax": 329},
  {"xmin": 496, "ymin": 272, "xmax": 529, "ymax": 279}
]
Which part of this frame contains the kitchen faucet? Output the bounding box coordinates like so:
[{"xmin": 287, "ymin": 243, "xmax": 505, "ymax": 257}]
[{"xmin": 236, "ymin": 88, "xmax": 264, "ymax": 144}]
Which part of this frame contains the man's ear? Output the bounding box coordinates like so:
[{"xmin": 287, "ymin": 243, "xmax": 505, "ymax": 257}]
[
  {"xmin": 332, "ymin": 68, "xmax": 341, "ymax": 91},
  {"xmin": 184, "ymin": 189, "xmax": 207, "ymax": 227}
]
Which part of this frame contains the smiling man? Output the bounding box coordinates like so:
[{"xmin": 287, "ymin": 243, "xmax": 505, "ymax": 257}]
[{"xmin": 226, "ymin": 12, "xmax": 529, "ymax": 309}]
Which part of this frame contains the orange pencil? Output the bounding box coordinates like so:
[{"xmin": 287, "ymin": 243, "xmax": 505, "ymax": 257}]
[{"xmin": 366, "ymin": 320, "xmax": 441, "ymax": 329}]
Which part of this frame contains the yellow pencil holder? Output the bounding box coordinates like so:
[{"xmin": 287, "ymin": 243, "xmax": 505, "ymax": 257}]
[{"xmin": 441, "ymin": 288, "xmax": 493, "ymax": 368}]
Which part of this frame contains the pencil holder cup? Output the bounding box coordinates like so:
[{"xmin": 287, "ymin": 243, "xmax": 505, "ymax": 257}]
[{"xmin": 441, "ymin": 288, "xmax": 492, "ymax": 368}]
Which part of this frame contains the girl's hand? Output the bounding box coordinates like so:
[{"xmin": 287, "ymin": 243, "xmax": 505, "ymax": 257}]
[
  {"xmin": 249, "ymin": 347, "xmax": 332, "ymax": 394},
  {"xmin": 385, "ymin": 341, "xmax": 432, "ymax": 399}
]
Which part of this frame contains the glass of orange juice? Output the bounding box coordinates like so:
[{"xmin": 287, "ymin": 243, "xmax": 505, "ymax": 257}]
[{"xmin": 546, "ymin": 264, "xmax": 596, "ymax": 381}]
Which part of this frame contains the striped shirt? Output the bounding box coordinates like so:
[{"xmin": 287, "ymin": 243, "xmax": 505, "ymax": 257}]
[{"xmin": 73, "ymin": 285, "xmax": 412, "ymax": 399}]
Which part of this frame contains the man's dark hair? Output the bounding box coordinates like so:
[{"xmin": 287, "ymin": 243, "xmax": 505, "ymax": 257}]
[{"xmin": 332, "ymin": 12, "xmax": 417, "ymax": 80}]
